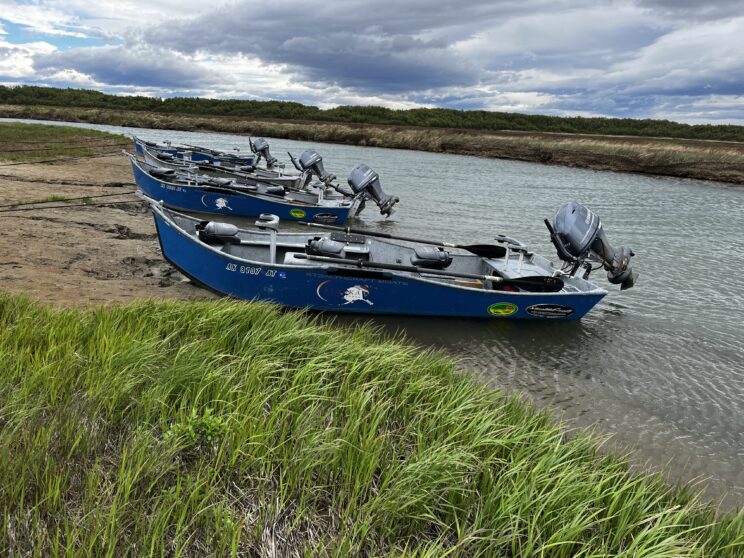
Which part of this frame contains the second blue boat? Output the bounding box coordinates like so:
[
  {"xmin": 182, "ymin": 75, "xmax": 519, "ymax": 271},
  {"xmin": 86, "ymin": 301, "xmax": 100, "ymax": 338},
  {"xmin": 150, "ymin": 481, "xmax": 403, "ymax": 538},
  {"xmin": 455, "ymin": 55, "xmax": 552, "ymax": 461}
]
[{"xmin": 128, "ymin": 154, "xmax": 362, "ymax": 224}]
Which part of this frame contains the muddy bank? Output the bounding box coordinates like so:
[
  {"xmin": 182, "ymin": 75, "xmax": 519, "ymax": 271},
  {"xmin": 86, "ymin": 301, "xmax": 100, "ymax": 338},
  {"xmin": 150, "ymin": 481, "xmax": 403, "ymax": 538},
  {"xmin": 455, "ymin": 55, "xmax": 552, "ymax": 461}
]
[
  {"xmin": 0, "ymin": 153, "xmax": 214, "ymax": 306},
  {"xmin": 2, "ymin": 104, "xmax": 744, "ymax": 185}
]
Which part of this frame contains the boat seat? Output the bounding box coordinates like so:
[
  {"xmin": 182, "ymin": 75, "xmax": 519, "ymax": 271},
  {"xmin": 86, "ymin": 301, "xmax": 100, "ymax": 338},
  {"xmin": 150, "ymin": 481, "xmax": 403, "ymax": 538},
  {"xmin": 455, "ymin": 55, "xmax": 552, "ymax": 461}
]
[
  {"xmin": 341, "ymin": 243, "xmax": 369, "ymax": 257},
  {"xmin": 306, "ymin": 237, "xmax": 344, "ymax": 256},
  {"xmin": 196, "ymin": 221, "xmax": 240, "ymax": 245},
  {"xmin": 256, "ymin": 185, "xmax": 286, "ymax": 196},
  {"xmin": 149, "ymin": 167, "xmax": 176, "ymax": 179},
  {"xmin": 411, "ymin": 247, "xmax": 452, "ymax": 269},
  {"xmin": 196, "ymin": 177, "xmax": 233, "ymax": 188}
]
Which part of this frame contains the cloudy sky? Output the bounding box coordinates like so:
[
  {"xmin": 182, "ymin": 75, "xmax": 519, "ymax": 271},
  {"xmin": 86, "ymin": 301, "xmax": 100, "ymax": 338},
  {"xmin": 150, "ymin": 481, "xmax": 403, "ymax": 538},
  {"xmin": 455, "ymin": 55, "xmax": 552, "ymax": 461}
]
[{"xmin": 1, "ymin": 0, "xmax": 742, "ymax": 123}]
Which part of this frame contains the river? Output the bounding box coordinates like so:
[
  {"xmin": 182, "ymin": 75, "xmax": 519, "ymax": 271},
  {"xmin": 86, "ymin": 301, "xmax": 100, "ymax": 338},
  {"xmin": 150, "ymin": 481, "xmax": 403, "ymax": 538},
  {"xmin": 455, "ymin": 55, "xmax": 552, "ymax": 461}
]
[{"xmin": 6, "ymin": 118, "xmax": 743, "ymax": 511}]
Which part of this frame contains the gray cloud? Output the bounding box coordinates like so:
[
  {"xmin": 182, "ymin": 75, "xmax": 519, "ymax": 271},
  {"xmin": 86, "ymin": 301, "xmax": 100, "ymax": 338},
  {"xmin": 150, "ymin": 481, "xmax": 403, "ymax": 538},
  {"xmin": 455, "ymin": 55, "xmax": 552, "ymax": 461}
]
[
  {"xmin": 33, "ymin": 45, "xmax": 221, "ymax": 88},
  {"xmin": 136, "ymin": 0, "xmax": 575, "ymax": 93},
  {"xmin": 634, "ymin": 0, "xmax": 744, "ymax": 20}
]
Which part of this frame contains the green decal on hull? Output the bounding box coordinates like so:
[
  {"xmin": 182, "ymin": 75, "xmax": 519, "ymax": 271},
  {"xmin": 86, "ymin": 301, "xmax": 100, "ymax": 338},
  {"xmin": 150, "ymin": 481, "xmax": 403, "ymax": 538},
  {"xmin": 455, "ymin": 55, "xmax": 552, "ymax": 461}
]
[{"xmin": 487, "ymin": 302, "xmax": 518, "ymax": 317}]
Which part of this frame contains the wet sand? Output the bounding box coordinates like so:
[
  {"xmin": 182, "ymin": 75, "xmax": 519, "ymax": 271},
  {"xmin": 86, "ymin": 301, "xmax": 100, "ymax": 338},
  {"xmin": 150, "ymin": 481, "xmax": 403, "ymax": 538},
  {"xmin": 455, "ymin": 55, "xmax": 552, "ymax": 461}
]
[{"xmin": 0, "ymin": 154, "xmax": 214, "ymax": 306}]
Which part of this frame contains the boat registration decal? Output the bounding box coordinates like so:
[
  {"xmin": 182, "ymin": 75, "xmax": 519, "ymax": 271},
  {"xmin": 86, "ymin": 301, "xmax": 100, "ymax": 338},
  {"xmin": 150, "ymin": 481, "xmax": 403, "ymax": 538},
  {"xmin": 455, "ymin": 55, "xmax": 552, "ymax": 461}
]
[
  {"xmin": 313, "ymin": 213, "xmax": 340, "ymax": 223},
  {"xmin": 290, "ymin": 208, "xmax": 306, "ymax": 219},
  {"xmin": 526, "ymin": 304, "xmax": 574, "ymax": 318},
  {"xmin": 487, "ymin": 302, "xmax": 518, "ymax": 317}
]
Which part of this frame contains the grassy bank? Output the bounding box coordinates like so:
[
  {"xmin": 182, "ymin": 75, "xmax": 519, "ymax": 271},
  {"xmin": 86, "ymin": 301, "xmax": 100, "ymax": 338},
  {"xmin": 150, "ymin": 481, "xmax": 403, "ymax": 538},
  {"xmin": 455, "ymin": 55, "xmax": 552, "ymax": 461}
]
[
  {"xmin": 3, "ymin": 104, "xmax": 744, "ymax": 185},
  {"xmin": 0, "ymin": 122, "xmax": 126, "ymax": 163},
  {"xmin": 1, "ymin": 294, "xmax": 741, "ymax": 556}
]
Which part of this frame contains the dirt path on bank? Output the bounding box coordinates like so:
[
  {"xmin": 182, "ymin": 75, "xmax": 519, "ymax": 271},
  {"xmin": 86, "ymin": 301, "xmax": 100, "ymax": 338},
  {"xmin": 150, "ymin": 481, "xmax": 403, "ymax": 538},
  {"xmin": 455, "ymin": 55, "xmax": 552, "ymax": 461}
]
[{"xmin": 0, "ymin": 154, "xmax": 214, "ymax": 306}]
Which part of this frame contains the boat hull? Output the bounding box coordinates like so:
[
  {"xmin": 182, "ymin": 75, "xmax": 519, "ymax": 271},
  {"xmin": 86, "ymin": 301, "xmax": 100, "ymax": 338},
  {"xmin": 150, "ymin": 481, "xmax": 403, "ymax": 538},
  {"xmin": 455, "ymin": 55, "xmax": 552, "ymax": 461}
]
[
  {"xmin": 132, "ymin": 159, "xmax": 355, "ymax": 224},
  {"xmin": 152, "ymin": 206, "xmax": 605, "ymax": 319}
]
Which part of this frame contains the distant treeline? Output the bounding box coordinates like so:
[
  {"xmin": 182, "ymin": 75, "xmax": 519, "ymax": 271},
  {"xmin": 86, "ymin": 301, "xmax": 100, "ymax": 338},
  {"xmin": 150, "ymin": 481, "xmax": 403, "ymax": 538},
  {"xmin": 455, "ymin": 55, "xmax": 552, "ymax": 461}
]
[{"xmin": 2, "ymin": 84, "xmax": 743, "ymax": 142}]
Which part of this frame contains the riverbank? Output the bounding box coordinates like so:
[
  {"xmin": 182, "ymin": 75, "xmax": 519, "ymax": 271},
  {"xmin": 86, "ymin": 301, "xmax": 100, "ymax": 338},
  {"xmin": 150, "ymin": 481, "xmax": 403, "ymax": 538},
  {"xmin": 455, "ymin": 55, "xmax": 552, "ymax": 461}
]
[
  {"xmin": 0, "ymin": 123, "xmax": 211, "ymax": 305},
  {"xmin": 1, "ymin": 293, "xmax": 742, "ymax": 556},
  {"xmin": 3, "ymin": 103, "xmax": 744, "ymax": 185}
]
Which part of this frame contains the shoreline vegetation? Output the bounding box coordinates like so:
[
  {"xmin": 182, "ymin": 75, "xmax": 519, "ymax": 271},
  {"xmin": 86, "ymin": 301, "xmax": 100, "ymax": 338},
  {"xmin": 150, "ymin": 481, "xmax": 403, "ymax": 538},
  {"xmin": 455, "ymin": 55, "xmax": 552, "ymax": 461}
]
[
  {"xmin": 1, "ymin": 102, "xmax": 744, "ymax": 185},
  {"xmin": 3, "ymin": 85, "xmax": 744, "ymax": 141},
  {"xmin": 1, "ymin": 294, "xmax": 743, "ymax": 556}
]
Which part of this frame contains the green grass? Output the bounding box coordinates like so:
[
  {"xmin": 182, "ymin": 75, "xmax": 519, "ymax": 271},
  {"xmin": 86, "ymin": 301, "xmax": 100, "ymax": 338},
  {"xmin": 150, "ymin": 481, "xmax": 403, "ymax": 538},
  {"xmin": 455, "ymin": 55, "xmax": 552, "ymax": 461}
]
[
  {"xmin": 0, "ymin": 122, "xmax": 125, "ymax": 163},
  {"xmin": 0, "ymin": 294, "xmax": 741, "ymax": 556}
]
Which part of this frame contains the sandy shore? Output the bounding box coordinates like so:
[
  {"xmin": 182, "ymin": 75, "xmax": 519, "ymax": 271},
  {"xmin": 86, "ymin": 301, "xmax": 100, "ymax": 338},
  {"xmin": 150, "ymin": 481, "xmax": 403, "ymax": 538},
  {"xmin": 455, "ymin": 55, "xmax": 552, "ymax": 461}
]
[{"xmin": 0, "ymin": 154, "xmax": 214, "ymax": 306}]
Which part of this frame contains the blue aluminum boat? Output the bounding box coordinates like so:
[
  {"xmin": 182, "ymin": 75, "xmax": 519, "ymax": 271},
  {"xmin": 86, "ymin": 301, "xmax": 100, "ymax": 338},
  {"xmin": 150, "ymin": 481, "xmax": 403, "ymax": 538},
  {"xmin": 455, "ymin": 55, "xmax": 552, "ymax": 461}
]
[
  {"xmin": 133, "ymin": 136, "xmax": 254, "ymax": 166},
  {"xmin": 141, "ymin": 196, "xmax": 637, "ymax": 319},
  {"xmin": 138, "ymin": 140, "xmax": 307, "ymax": 190},
  {"xmin": 134, "ymin": 136, "xmax": 400, "ymax": 217},
  {"xmin": 129, "ymin": 153, "xmax": 363, "ymax": 224}
]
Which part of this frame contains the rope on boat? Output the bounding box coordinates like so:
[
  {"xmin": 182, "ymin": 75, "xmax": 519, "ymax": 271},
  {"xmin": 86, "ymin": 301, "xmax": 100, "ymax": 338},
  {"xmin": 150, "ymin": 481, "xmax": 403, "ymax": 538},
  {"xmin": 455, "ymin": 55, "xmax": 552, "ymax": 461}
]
[
  {"xmin": 0, "ymin": 191, "xmax": 138, "ymax": 209},
  {"xmin": 0, "ymin": 136, "xmax": 127, "ymax": 145},
  {"xmin": 0, "ymin": 151, "xmax": 125, "ymax": 167},
  {"xmin": 0, "ymin": 200, "xmax": 139, "ymax": 213},
  {"xmin": 0, "ymin": 141, "xmax": 130, "ymax": 153},
  {"xmin": 0, "ymin": 174, "xmax": 135, "ymax": 188}
]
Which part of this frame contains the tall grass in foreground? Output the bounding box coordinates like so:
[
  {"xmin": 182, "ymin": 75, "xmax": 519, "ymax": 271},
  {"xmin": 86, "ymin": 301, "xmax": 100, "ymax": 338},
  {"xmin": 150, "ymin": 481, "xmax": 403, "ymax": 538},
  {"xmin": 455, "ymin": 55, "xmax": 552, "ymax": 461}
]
[{"xmin": 0, "ymin": 295, "xmax": 741, "ymax": 556}]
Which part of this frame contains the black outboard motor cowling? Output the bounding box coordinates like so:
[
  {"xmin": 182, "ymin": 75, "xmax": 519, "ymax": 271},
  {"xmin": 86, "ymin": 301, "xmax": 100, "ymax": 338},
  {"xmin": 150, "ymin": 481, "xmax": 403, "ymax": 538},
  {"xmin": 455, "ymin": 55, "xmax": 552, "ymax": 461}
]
[
  {"xmin": 347, "ymin": 163, "xmax": 399, "ymax": 217},
  {"xmin": 298, "ymin": 149, "xmax": 335, "ymax": 184},
  {"xmin": 547, "ymin": 201, "xmax": 636, "ymax": 290},
  {"xmin": 251, "ymin": 137, "xmax": 277, "ymax": 167}
]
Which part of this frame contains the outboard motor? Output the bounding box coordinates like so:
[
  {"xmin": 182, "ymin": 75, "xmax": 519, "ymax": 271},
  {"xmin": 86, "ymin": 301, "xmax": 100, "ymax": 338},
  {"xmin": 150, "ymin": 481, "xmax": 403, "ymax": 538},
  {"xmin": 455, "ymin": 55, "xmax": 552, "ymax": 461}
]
[
  {"xmin": 347, "ymin": 163, "xmax": 399, "ymax": 217},
  {"xmin": 250, "ymin": 137, "xmax": 278, "ymax": 167},
  {"xmin": 546, "ymin": 201, "xmax": 636, "ymax": 290},
  {"xmin": 298, "ymin": 149, "xmax": 336, "ymax": 185}
]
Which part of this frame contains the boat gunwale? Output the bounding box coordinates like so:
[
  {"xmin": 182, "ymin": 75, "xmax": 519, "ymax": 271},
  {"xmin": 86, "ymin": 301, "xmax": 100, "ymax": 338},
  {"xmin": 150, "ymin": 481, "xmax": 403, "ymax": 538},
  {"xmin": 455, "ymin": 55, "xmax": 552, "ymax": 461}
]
[{"xmin": 133, "ymin": 135, "xmax": 252, "ymax": 162}]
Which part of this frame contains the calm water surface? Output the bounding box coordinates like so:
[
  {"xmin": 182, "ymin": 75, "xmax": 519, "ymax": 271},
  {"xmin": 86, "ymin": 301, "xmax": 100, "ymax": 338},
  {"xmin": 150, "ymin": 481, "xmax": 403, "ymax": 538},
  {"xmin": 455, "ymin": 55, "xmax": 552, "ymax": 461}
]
[{"xmin": 6, "ymin": 118, "xmax": 743, "ymax": 510}]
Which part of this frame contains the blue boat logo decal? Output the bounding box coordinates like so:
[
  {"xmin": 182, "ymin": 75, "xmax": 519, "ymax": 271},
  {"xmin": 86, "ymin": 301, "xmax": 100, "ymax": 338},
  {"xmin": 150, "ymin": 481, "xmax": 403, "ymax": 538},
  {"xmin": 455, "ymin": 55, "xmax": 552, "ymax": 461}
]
[
  {"xmin": 526, "ymin": 304, "xmax": 574, "ymax": 318},
  {"xmin": 313, "ymin": 213, "xmax": 340, "ymax": 223},
  {"xmin": 317, "ymin": 280, "xmax": 374, "ymax": 306},
  {"xmin": 487, "ymin": 302, "xmax": 518, "ymax": 317},
  {"xmin": 290, "ymin": 208, "xmax": 306, "ymax": 219}
]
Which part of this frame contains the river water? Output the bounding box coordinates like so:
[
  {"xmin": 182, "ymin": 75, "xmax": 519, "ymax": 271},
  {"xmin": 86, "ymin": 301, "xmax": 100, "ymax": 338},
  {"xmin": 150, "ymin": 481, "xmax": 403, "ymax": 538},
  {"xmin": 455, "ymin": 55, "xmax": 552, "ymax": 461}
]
[{"xmin": 6, "ymin": 118, "xmax": 743, "ymax": 510}]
